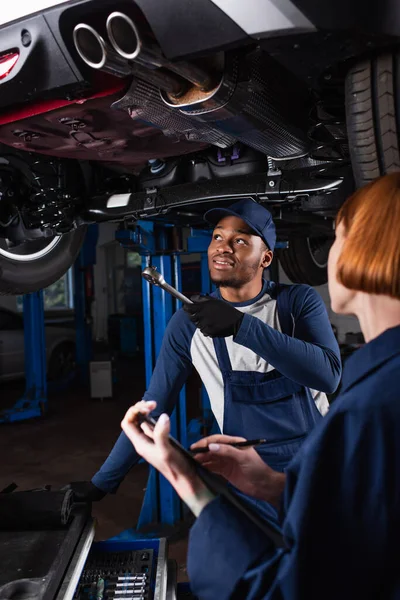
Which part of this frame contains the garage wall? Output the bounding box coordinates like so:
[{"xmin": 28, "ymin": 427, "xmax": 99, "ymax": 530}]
[{"xmin": 0, "ymin": 294, "xmax": 17, "ymax": 311}]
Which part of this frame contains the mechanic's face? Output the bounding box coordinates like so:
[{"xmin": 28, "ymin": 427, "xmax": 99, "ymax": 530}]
[
  {"xmin": 328, "ymin": 222, "xmax": 356, "ymax": 314},
  {"xmin": 208, "ymin": 216, "xmax": 273, "ymax": 288}
]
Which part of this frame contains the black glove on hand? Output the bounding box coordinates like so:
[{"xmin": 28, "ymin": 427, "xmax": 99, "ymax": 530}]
[
  {"xmin": 64, "ymin": 481, "xmax": 106, "ymax": 502},
  {"xmin": 183, "ymin": 295, "xmax": 244, "ymax": 337}
]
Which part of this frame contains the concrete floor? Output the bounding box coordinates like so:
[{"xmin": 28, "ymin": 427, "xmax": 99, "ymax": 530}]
[{"xmin": 0, "ymin": 359, "xmax": 190, "ymax": 582}]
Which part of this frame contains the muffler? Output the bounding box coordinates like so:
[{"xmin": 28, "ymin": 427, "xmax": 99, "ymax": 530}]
[
  {"xmin": 73, "ymin": 20, "xmax": 311, "ymax": 159},
  {"xmin": 161, "ymin": 51, "xmax": 312, "ymax": 160},
  {"xmin": 73, "ymin": 23, "xmax": 185, "ymax": 96},
  {"xmin": 106, "ymin": 11, "xmax": 214, "ymax": 91}
]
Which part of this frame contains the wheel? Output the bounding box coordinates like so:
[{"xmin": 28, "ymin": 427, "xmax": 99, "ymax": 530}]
[
  {"xmin": 278, "ymin": 236, "xmax": 333, "ymax": 286},
  {"xmin": 346, "ymin": 52, "xmax": 400, "ymax": 187},
  {"xmin": 0, "ymin": 151, "xmax": 87, "ymax": 295},
  {"xmin": 0, "ymin": 228, "xmax": 86, "ymax": 295},
  {"xmin": 48, "ymin": 341, "xmax": 76, "ymax": 381}
]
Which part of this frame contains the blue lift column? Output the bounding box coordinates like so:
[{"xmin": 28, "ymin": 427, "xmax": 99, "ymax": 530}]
[
  {"xmin": 0, "ymin": 223, "xmax": 101, "ymax": 424},
  {"xmin": 0, "ymin": 291, "xmax": 47, "ymax": 424},
  {"xmin": 115, "ymin": 223, "xmax": 221, "ymax": 533},
  {"xmin": 187, "ymin": 229, "xmax": 217, "ymax": 438},
  {"xmin": 150, "ymin": 228, "xmax": 181, "ymax": 526},
  {"xmin": 116, "ymin": 222, "xmax": 185, "ymax": 531},
  {"xmin": 173, "ymin": 253, "xmax": 188, "ymax": 450}
]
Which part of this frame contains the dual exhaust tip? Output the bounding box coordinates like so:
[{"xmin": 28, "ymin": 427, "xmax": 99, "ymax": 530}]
[
  {"xmin": 73, "ymin": 13, "xmax": 141, "ymax": 76},
  {"xmin": 73, "ymin": 12, "xmax": 213, "ymax": 94}
]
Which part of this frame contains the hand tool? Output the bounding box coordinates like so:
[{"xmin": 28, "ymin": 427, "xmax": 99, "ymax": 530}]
[{"xmin": 142, "ymin": 266, "xmax": 193, "ymax": 305}]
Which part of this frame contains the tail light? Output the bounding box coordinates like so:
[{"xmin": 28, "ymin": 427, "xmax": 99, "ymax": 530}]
[{"xmin": 0, "ymin": 51, "xmax": 19, "ymax": 80}]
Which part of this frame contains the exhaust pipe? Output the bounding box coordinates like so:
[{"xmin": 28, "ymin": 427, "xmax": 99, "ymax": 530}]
[
  {"xmin": 73, "ymin": 23, "xmax": 185, "ymax": 96},
  {"xmin": 106, "ymin": 11, "xmax": 214, "ymax": 91},
  {"xmin": 73, "ymin": 23, "xmax": 131, "ymax": 78}
]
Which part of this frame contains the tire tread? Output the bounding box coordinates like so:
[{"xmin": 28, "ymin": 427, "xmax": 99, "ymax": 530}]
[{"xmin": 346, "ymin": 53, "xmax": 400, "ymax": 187}]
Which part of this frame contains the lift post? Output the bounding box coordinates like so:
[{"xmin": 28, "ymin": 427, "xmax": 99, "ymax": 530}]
[
  {"xmin": 0, "ymin": 291, "xmax": 47, "ymax": 423},
  {"xmin": 0, "ymin": 224, "xmax": 100, "ymax": 424},
  {"xmin": 116, "ymin": 222, "xmax": 196, "ymax": 530},
  {"xmin": 117, "ymin": 222, "xmax": 183, "ymax": 529}
]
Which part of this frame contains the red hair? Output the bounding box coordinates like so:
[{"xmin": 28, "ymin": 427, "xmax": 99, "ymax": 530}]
[{"xmin": 336, "ymin": 173, "xmax": 400, "ymax": 299}]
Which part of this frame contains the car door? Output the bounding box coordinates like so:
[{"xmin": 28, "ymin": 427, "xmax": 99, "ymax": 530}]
[{"xmin": 0, "ymin": 309, "xmax": 25, "ymax": 380}]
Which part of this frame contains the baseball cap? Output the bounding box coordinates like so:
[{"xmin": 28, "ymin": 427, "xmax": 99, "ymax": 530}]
[{"xmin": 204, "ymin": 198, "xmax": 276, "ymax": 251}]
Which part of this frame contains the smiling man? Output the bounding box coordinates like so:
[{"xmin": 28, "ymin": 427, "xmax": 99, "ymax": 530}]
[{"xmin": 69, "ymin": 199, "xmax": 341, "ymax": 516}]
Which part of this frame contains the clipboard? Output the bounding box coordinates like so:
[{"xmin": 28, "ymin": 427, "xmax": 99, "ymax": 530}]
[{"xmin": 138, "ymin": 414, "xmax": 285, "ymax": 548}]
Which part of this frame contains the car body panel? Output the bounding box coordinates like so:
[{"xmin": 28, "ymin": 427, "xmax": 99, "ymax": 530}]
[
  {"xmin": 0, "ymin": 1, "xmax": 72, "ymax": 28},
  {"xmin": 209, "ymin": 0, "xmax": 315, "ymax": 37},
  {"xmin": 0, "ymin": 308, "xmax": 75, "ymax": 381},
  {"xmin": 0, "ymin": 0, "xmax": 398, "ymax": 117},
  {"xmin": 0, "ymin": 330, "xmax": 24, "ymax": 378},
  {"xmin": 0, "ymin": 91, "xmax": 208, "ymax": 168}
]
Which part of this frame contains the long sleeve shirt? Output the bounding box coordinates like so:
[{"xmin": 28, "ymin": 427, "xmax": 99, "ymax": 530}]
[
  {"xmin": 187, "ymin": 325, "xmax": 400, "ymax": 600},
  {"xmin": 92, "ymin": 281, "xmax": 341, "ymax": 493}
]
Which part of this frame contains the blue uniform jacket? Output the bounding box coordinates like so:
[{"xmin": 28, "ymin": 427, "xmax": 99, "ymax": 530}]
[
  {"xmin": 93, "ymin": 282, "xmax": 341, "ymax": 492},
  {"xmin": 187, "ymin": 325, "xmax": 400, "ymax": 600}
]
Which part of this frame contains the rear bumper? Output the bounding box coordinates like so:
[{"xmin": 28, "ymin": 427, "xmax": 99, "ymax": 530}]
[
  {"xmin": 0, "ymin": 0, "xmax": 399, "ymax": 112},
  {"xmin": 0, "ymin": 5, "xmax": 88, "ymax": 110}
]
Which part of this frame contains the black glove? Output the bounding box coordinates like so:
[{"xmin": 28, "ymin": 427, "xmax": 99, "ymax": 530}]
[
  {"xmin": 183, "ymin": 295, "xmax": 244, "ymax": 338},
  {"xmin": 64, "ymin": 481, "xmax": 106, "ymax": 502}
]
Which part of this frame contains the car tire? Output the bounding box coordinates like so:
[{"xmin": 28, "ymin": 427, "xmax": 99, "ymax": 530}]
[
  {"xmin": 346, "ymin": 53, "xmax": 400, "ymax": 187},
  {"xmin": 278, "ymin": 236, "xmax": 333, "ymax": 286},
  {"xmin": 0, "ymin": 227, "xmax": 86, "ymax": 295},
  {"xmin": 48, "ymin": 341, "xmax": 76, "ymax": 381}
]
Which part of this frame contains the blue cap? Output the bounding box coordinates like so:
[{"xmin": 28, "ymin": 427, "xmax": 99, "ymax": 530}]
[{"xmin": 204, "ymin": 199, "xmax": 276, "ymax": 251}]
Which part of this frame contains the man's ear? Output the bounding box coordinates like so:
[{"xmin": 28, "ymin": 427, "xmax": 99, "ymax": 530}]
[{"xmin": 261, "ymin": 250, "xmax": 274, "ymax": 269}]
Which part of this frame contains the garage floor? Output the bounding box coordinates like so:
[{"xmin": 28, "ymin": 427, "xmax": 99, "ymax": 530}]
[{"xmin": 0, "ymin": 358, "xmax": 190, "ymax": 582}]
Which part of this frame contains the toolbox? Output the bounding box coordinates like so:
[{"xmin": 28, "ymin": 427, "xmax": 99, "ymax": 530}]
[
  {"xmin": 0, "ymin": 491, "xmax": 181, "ymax": 600},
  {"xmin": 59, "ymin": 534, "xmax": 173, "ymax": 600}
]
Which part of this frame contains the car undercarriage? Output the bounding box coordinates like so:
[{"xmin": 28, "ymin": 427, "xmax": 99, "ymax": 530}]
[{"xmin": 0, "ymin": 0, "xmax": 399, "ymax": 292}]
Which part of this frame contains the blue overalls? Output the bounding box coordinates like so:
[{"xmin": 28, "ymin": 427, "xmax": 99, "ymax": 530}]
[{"xmin": 213, "ymin": 285, "xmax": 324, "ymax": 521}]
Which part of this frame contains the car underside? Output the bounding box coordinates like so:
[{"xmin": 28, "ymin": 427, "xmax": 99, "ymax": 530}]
[{"xmin": 0, "ymin": 0, "xmax": 399, "ymax": 293}]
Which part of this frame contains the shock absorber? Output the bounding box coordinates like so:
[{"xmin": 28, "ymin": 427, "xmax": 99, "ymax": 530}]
[{"xmin": 307, "ymin": 86, "xmax": 349, "ymax": 165}]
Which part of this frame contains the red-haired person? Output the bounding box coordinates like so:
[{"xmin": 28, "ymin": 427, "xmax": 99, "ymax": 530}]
[{"xmin": 122, "ymin": 173, "xmax": 400, "ymax": 600}]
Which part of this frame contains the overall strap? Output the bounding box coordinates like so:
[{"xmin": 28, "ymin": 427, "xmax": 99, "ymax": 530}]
[
  {"xmin": 276, "ymin": 283, "xmax": 295, "ymax": 337},
  {"xmin": 213, "ymin": 283, "xmax": 294, "ymax": 370},
  {"xmin": 213, "ymin": 337, "xmax": 233, "ymax": 372}
]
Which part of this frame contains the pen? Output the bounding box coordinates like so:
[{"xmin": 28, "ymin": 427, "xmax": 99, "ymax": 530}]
[{"xmin": 191, "ymin": 438, "xmax": 267, "ymax": 454}]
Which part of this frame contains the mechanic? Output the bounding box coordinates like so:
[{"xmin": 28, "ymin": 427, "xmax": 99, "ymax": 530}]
[
  {"xmin": 70, "ymin": 199, "xmax": 341, "ymax": 514},
  {"xmin": 121, "ymin": 173, "xmax": 400, "ymax": 600}
]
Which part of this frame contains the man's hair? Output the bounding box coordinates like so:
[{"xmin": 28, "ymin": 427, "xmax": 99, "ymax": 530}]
[{"xmin": 336, "ymin": 173, "xmax": 400, "ymax": 299}]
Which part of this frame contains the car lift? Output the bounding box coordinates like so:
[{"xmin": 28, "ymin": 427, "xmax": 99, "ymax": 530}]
[
  {"xmin": 115, "ymin": 221, "xmax": 218, "ymax": 534},
  {"xmin": 0, "ymin": 291, "xmax": 47, "ymax": 424},
  {"xmin": 0, "ymin": 225, "xmax": 98, "ymax": 424}
]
